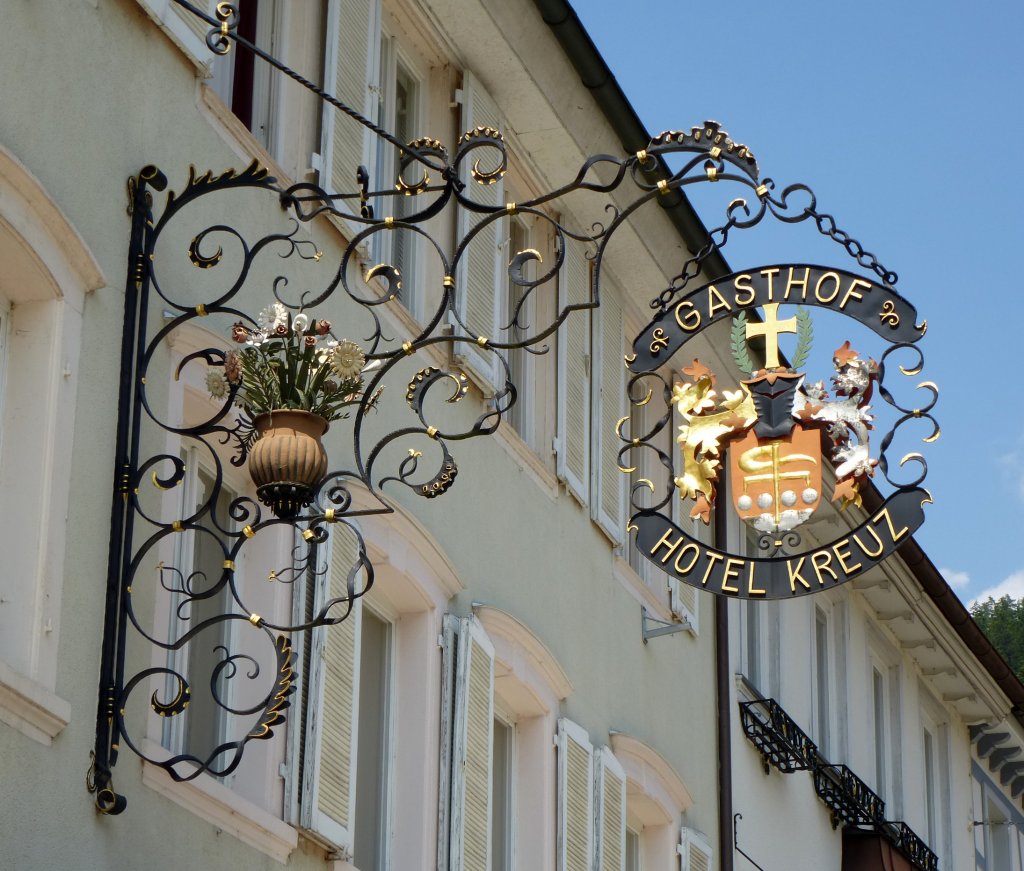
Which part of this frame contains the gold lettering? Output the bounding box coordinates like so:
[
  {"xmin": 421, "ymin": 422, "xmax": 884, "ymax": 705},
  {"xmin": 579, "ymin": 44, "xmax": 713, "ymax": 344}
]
[
  {"xmin": 674, "ymin": 300, "xmax": 701, "ymax": 332},
  {"xmin": 812, "ymin": 549, "xmax": 838, "ymax": 585},
  {"xmin": 701, "ymin": 552, "xmax": 725, "ymax": 587},
  {"xmin": 814, "ymin": 271, "xmax": 841, "ymax": 304},
  {"xmin": 877, "ymin": 505, "xmax": 909, "ymax": 544},
  {"xmin": 761, "ymin": 267, "xmax": 780, "ymax": 301},
  {"xmin": 650, "ymin": 527, "xmax": 684, "ymax": 564},
  {"xmin": 840, "ymin": 278, "xmax": 872, "ymax": 310},
  {"xmin": 853, "ymin": 526, "xmax": 885, "ymax": 558},
  {"xmin": 722, "ymin": 558, "xmax": 744, "ymax": 594},
  {"xmin": 784, "ymin": 266, "xmax": 810, "ymax": 301},
  {"xmin": 674, "ymin": 543, "xmax": 701, "ymax": 575},
  {"xmin": 733, "ymin": 273, "xmax": 756, "ymax": 306},
  {"xmin": 787, "ymin": 557, "xmax": 811, "ymax": 592},
  {"xmin": 747, "ymin": 561, "xmax": 766, "ymax": 597},
  {"xmin": 707, "ymin": 284, "xmax": 733, "ymax": 318},
  {"xmin": 832, "ymin": 538, "xmax": 862, "ymax": 576}
]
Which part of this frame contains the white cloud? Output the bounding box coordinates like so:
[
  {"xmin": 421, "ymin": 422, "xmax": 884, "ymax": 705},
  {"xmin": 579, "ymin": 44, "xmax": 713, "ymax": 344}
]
[
  {"xmin": 940, "ymin": 567, "xmax": 970, "ymax": 589},
  {"xmin": 970, "ymin": 570, "xmax": 1024, "ymax": 608}
]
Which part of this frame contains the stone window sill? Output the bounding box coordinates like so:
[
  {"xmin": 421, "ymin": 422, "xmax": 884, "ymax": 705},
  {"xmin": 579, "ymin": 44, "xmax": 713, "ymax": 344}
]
[{"xmin": 0, "ymin": 661, "xmax": 70, "ymax": 746}]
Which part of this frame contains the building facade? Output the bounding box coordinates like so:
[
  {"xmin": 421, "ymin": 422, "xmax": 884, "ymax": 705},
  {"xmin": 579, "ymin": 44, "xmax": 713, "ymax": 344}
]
[{"xmin": 3, "ymin": 2, "xmax": 1024, "ymax": 871}]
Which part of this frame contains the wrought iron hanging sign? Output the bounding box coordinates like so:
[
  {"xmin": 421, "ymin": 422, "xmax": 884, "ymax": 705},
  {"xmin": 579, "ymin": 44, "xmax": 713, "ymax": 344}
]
[{"xmin": 623, "ymin": 145, "xmax": 939, "ymax": 599}]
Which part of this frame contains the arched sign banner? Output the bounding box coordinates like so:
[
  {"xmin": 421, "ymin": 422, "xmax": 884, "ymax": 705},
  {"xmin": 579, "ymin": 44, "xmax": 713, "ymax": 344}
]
[{"xmin": 623, "ymin": 263, "xmax": 938, "ymax": 600}]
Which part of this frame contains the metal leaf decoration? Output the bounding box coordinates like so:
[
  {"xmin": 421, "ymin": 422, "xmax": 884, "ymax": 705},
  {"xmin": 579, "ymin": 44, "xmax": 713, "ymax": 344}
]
[
  {"xmin": 731, "ymin": 311, "xmax": 755, "ymax": 375},
  {"xmin": 791, "ymin": 307, "xmax": 813, "ymax": 370}
]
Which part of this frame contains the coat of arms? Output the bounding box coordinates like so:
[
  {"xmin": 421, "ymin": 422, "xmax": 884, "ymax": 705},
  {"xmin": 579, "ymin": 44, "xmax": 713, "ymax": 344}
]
[{"xmin": 674, "ymin": 303, "xmax": 878, "ymax": 534}]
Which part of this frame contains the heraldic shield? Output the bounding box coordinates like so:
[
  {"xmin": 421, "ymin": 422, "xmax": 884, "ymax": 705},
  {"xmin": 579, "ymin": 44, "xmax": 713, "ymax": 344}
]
[{"xmin": 729, "ymin": 426, "xmax": 822, "ymax": 534}]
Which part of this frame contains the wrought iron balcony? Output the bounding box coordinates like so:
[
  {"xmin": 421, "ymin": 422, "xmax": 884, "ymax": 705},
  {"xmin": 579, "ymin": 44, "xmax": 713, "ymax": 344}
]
[
  {"xmin": 739, "ymin": 697, "xmax": 818, "ymax": 774},
  {"xmin": 813, "ymin": 764, "xmax": 886, "ymax": 828},
  {"xmin": 880, "ymin": 821, "xmax": 939, "ymax": 871}
]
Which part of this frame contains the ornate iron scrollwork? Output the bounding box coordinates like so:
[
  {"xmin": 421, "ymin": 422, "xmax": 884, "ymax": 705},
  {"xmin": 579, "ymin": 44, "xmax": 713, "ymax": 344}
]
[{"xmin": 739, "ymin": 698, "xmax": 819, "ymax": 774}]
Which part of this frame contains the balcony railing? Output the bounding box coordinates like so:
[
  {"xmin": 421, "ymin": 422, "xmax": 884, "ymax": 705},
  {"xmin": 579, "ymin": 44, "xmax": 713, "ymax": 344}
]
[
  {"xmin": 739, "ymin": 697, "xmax": 818, "ymax": 773},
  {"xmin": 813, "ymin": 764, "xmax": 886, "ymax": 828}
]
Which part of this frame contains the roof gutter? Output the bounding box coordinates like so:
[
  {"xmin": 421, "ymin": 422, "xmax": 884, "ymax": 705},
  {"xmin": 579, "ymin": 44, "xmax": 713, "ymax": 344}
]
[{"xmin": 532, "ymin": 0, "xmax": 731, "ymax": 282}]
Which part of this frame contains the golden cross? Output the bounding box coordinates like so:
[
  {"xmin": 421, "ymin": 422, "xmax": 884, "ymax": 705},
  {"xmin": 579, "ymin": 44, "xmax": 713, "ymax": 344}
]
[{"xmin": 745, "ymin": 303, "xmax": 797, "ymax": 369}]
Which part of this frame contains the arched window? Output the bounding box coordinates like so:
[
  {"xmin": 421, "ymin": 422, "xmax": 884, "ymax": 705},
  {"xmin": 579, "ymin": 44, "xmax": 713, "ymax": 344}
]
[{"xmin": 0, "ymin": 147, "xmax": 103, "ymax": 745}]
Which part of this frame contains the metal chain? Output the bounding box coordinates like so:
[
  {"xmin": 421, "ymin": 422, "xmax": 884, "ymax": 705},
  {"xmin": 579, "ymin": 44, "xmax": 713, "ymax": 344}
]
[
  {"xmin": 652, "ymin": 222, "xmax": 732, "ymax": 310},
  {"xmin": 805, "ymin": 206, "xmax": 898, "ymax": 286}
]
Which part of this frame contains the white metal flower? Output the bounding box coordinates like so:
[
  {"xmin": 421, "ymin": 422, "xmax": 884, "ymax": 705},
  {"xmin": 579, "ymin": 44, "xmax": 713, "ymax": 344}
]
[
  {"xmin": 291, "ymin": 312, "xmax": 309, "ymax": 333},
  {"xmin": 316, "ymin": 339, "xmax": 338, "ymax": 366},
  {"xmin": 245, "ymin": 329, "xmax": 268, "ymax": 347},
  {"xmin": 206, "ymin": 368, "xmax": 230, "ymax": 399},
  {"xmin": 257, "ymin": 302, "xmax": 288, "ymax": 333},
  {"xmin": 329, "ymin": 340, "xmax": 366, "ymax": 380}
]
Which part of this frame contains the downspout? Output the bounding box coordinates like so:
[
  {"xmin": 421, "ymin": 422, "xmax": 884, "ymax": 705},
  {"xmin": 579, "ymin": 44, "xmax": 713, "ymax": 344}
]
[{"xmin": 714, "ymin": 493, "xmax": 735, "ymax": 871}]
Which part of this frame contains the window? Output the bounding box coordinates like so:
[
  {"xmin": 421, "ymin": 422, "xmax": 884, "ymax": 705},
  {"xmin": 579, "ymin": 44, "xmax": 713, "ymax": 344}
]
[
  {"xmin": 919, "ymin": 695, "xmax": 950, "ymax": 866},
  {"xmin": 353, "ymin": 607, "xmax": 393, "ymax": 869},
  {"xmin": 590, "ymin": 279, "xmax": 626, "ymax": 543},
  {"xmin": 868, "ymin": 646, "xmax": 900, "ymax": 811},
  {"xmin": 208, "ymin": 0, "xmax": 280, "ymax": 151},
  {"xmin": 492, "ymin": 715, "xmax": 515, "ymax": 871},
  {"xmin": 739, "ymin": 527, "xmax": 780, "ymax": 697},
  {"xmin": 0, "ymin": 147, "xmax": 100, "ymax": 745},
  {"xmin": 161, "ymin": 459, "xmax": 240, "ymax": 768},
  {"xmin": 371, "ymin": 33, "xmax": 423, "ymax": 315},
  {"xmin": 505, "ymin": 216, "xmax": 534, "ymax": 440},
  {"xmin": 625, "ymin": 828, "xmax": 641, "ymax": 871}
]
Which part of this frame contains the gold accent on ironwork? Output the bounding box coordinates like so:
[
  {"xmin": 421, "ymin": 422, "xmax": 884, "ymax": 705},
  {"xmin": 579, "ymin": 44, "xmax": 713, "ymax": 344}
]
[
  {"xmin": 223, "ymin": 560, "xmax": 234, "ymax": 570},
  {"xmin": 627, "ymin": 523, "xmax": 638, "ymax": 534},
  {"xmin": 243, "ymin": 525, "xmax": 255, "ymax": 538},
  {"xmin": 409, "ymin": 448, "xmax": 423, "ymax": 458},
  {"xmin": 506, "ymin": 203, "xmax": 517, "ymax": 215},
  {"xmin": 302, "ymin": 529, "xmax": 315, "ymax": 541},
  {"xmin": 637, "ymin": 478, "xmax": 654, "ymax": 491},
  {"xmin": 745, "ymin": 303, "xmax": 796, "ymax": 370},
  {"xmin": 706, "ymin": 165, "xmax": 718, "ymax": 182},
  {"xmin": 249, "ymin": 614, "xmax": 262, "ymax": 626},
  {"xmin": 899, "ymin": 361, "xmax": 923, "ymax": 376},
  {"xmin": 402, "ymin": 341, "xmax": 414, "ymax": 355},
  {"xmin": 917, "ymin": 320, "xmax": 928, "ymax": 335},
  {"xmin": 325, "ymin": 509, "xmax": 336, "ymax": 523},
  {"xmin": 709, "ymin": 146, "xmax": 722, "ymax": 159},
  {"xmin": 635, "ymin": 386, "xmax": 653, "ymax": 407},
  {"xmin": 268, "ymin": 570, "xmax": 277, "ymax": 582},
  {"xmin": 476, "ymin": 336, "xmax": 489, "ymax": 347},
  {"xmin": 649, "ymin": 327, "xmax": 670, "ymax": 354},
  {"xmin": 879, "ymin": 300, "xmax": 900, "ymax": 327},
  {"xmin": 172, "ymin": 521, "xmax": 184, "ymax": 532},
  {"xmin": 756, "ymin": 183, "xmax": 769, "ymax": 198},
  {"xmin": 912, "ymin": 409, "xmax": 922, "ymax": 418},
  {"xmin": 635, "ymin": 149, "xmax": 648, "ymax": 163},
  {"xmin": 427, "ymin": 426, "xmax": 439, "ymax": 438},
  {"xmin": 632, "ymin": 438, "xmax": 640, "ymax": 447},
  {"xmin": 443, "ymin": 276, "xmax": 455, "ymax": 288},
  {"xmin": 657, "ymin": 179, "xmax": 670, "ymax": 195},
  {"xmin": 384, "ymin": 216, "xmax": 395, "ymax": 228},
  {"xmin": 195, "ymin": 304, "xmax": 208, "ymax": 317},
  {"xmin": 921, "ymin": 490, "xmax": 934, "ymax": 506},
  {"xmin": 900, "ymin": 451, "xmax": 924, "ymax": 468},
  {"xmin": 624, "ymin": 352, "xmax": 637, "ymax": 364}
]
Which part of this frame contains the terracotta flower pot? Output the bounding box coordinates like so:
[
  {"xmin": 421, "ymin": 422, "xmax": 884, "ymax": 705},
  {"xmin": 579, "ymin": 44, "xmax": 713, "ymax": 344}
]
[{"xmin": 248, "ymin": 410, "xmax": 329, "ymax": 518}]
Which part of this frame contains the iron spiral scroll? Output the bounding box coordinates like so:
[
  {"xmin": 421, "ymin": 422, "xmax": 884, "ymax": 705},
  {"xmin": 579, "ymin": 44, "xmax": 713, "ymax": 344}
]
[{"xmin": 88, "ymin": 3, "xmax": 938, "ymax": 813}]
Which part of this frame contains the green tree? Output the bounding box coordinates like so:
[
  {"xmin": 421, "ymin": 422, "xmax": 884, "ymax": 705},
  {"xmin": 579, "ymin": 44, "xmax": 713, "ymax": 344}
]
[{"xmin": 972, "ymin": 595, "xmax": 1024, "ymax": 682}]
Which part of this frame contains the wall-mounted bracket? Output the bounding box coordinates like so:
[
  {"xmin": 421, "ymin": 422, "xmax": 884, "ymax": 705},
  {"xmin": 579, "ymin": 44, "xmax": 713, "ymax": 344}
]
[{"xmin": 641, "ymin": 606, "xmax": 693, "ymax": 644}]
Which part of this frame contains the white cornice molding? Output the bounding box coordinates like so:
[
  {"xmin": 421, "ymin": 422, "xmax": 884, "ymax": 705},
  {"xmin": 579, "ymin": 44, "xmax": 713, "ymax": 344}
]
[
  {"xmin": 140, "ymin": 739, "xmax": 298, "ymax": 864},
  {"xmin": 473, "ymin": 604, "xmax": 574, "ymax": 700},
  {"xmin": 0, "ymin": 662, "xmax": 70, "ymax": 746},
  {"xmin": 610, "ymin": 732, "xmax": 695, "ymax": 818}
]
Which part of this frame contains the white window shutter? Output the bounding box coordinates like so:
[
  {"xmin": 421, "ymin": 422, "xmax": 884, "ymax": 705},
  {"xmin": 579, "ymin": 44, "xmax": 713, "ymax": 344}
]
[
  {"xmin": 449, "ymin": 616, "xmax": 495, "ymax": 870},
  {"xmin": 454, "ymin": 71, "xmax": 505, "ymax": 393},
  {"xmin": 555, "ymin": 237, "xmax": 591, "ymax": 504},
  {"xmin": 321, "ymin": 0, "xmax": 380, "ymax": 215},
  {"xmin": 595, "ymin": 747, "xmax": 627, "ymax": 871},
  {"xmin": 557, "ymin": 718, "xmax": 594, "ymax": 871},
  {"xmin": 591, "ymin": 282, "xmax": 626, "ymax": 542},
  {"xmin": 298, "ymin": 525, "xmax": 363, "ymax": 853},
  {"xmin": 133, "ymin": 0, "xmax": 220, "ymax": 69},
  {"xmin": 679, "ymin": 827, "xmax": 713, "ymax": 871}
]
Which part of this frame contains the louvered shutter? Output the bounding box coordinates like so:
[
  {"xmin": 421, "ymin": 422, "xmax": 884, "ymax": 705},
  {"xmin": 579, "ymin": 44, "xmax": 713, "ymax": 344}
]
[
  {"xmin": 591, "ymin": 282, "xmax": 626, "ymax": 542},
  {"xmin": 134, "ymin": 0, "xmax": 220, "ymax": 68},
  {"xmin": 595, "ymin": 747, "xmax": 627, "ymax": 871},
  {"xmin": 321, "ymin": 0, "xmax": 379, "ymax": 217},
  {"xmin": 299, "ymin": 525, "xmax": 363, "ymax": 851},
  {"xmin": 449, "ymin": 616, "xmax": 495, "ymax": 870},
  {"xmin": 678, "ymin": 827, "xmax": 713, "ymax": 871},
  {"xmin": 454, "ymin": 72, "xmax": 504, "ymax": 393},
  {"xmin": 555, "ymin": 237, "xmax": 591, "ymax": 503},
  {"xmin": 557, "ymin": 718, "xmax": 594, "ymax": 871}
]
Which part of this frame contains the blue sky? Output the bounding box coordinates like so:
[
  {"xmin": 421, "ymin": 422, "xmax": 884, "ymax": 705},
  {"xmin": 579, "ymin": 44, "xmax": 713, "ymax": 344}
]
[{"xmin": 574, "ymin": 0, "xmax": 1024, "ymax": 605}]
